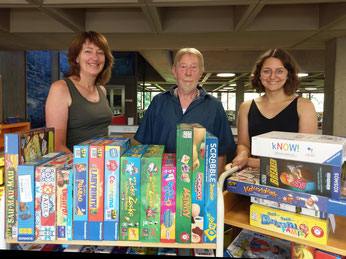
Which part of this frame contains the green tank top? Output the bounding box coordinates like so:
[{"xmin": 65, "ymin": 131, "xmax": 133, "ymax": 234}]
[{"xmin": 65, "ymin": 78, "xmax": 113, "ymax": 151}]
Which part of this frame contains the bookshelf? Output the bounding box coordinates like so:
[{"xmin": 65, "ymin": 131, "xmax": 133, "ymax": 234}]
[{"xmin": 217, "ymin": 168, "xmax": 346, "ymax": 257}]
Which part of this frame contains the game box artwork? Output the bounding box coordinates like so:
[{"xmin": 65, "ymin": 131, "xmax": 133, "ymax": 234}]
[{"xmin": 260, "ymin": 157, "xmax": 333, "ymax": 198}]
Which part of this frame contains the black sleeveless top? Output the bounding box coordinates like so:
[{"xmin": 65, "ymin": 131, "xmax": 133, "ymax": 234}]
[
  {"xmin": 248, "ymin": 97, "xmax": 299, "ymax": 140},
  {"xmin": 65, "ymin": 78, "xmax": 113, "ymax": 151}
]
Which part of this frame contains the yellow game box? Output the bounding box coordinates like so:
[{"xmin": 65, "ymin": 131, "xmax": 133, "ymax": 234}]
[{"xmin": 250, "ymin": 203, "xmax": 329, "ymax": 245}]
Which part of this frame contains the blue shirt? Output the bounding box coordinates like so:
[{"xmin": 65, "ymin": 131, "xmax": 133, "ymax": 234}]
[{"xmin": 134, "ymin": 85, "xmax": 236, "ymax": 155}]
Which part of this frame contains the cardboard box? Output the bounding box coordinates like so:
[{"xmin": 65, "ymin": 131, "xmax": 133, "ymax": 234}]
[
  {"xmin": 119, "ymin": 144, "xmax": 148, "ymax": 241},
  {"xmin": 190, "ymin": 124, "xmax": 206, "ymax": 244},
  {"xmin": 56, "ymin": 164, "xmax": 73, "ymax": 241},
  {"xmin": 160, "ymin": 153, "xmax": 177, "ymax": 243},
  {"xmin": 224, "ymin": 228, "xmax": 292, "ymax": 258},
  {"xmin": 140, "ymin": 145, "xmax": 165, "ymax": 242},
  {"xmin": 73, "ymin": 138, "xmax": 100, "ymax": 240},
  {"xmin": 250, "ymin": 203, "xmax": 329, "ymax": 245},
  {"xmin": 260, "ymin": 157, "xmax": 333, "ymax": 198},
  {"xmin": 227, "ymin": 167, "xmax": 329, "ymax": 213},
  {"xmin": 88, "ymin": 138, "xmax": 115, "ymax": 241},
  {"xmin": 35, "ymin": 153, "xmax": 74, "ymax": 241},
  {"xmin": 203, "ymin": 131, "xmax": 218, "ymax": 243},
  {"xmin": 103, "ymin": 137, "xmax": 131, "ymax": 241},
  {"xmin": 252, "ymin": 131, "xmax": 346, "ymax": 166},
  {"xmin": 17, "ymin": 152, "xmax": 63, "ymax": 241},
  {"xmin": 4, "ymin": 127, "xmax": 54, "ymax": 239},
  {"xmin": 176, "ymin": 123, "xmax": 194, "ymax": 243},
  {"xmin": 251, "ymin": 197, "xmax": 328, "ymax": 219}
]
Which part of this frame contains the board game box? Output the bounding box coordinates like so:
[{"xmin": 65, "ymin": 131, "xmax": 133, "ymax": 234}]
[
  {"xmin": 176, "ymin": 123, "xmax": 193, "ymax": 243},
  {"xmin": 260, "ymin": 157, "xmax": 333, "ymax": 198},
  {"xmin": 191, "ymin": 124, "xmax": 206, "ymax": 244},
  {"xmin": 250, "ymin": 203, "xmax": 329, "ymax": 245},
  {"xmin": 227, "ymin": 167, "xmax": 329, "ymax": 213},
  {"xmin": 17, "ymin": 152, "xmax": 63, "ymax": 241},
  {"xmin": 251, "ymin": 131, "xmax": 346, "ymax": 166},
  {"xmin": 56, "ymin": 163, "xmax": 73, "ymax": 241},
  {"xmin": 88, "ymin": 138, "xmax": 115, "ymax": 241},
  {"xmin": 73, "ymin": 138, "xmax": 100, "ymax": 240},
  {"xmin": 160, "ymin": 153, "xmax": 177, "ymax": 243},
  {"xmin": 4, "ymin": 127, "xmax": 54, "ymax": 239},
  {"xmin": 140, "ymin": 145, "xmax": 165, "ymax": 242},
  {"xmin": 203, "ymin": 131, "xmax": 218, "ymax": 243},
  {"xmin": 224, "ymin": 228, "xmax": 292, "ymax": 258},
  {"xmin": 119, "ymin": 144, "xmax": 148, "ymax": 241},
  {"xmin": 103, "ymin": 137, "xmax": 131, "ymax": 241},
  {"xmin": 35, "ymin": 153, "xmax": 74, "ymax": 241}
]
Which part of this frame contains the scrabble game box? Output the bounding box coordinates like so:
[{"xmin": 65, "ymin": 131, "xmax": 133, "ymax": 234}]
[
  {"xmin": 140, "ymin": 145, "xmax": 165, "ymax": 242},
  {"xmin": 119, "ymin": 144, "xmax": 148, "ymax": 241},
  {"xmin": 160, "ymin": 153, "xmax": 177, "ymax": 243},
  {"xmin": 56, "ymin": 163, "xmax": 74, "ymax": 241},
  {"xmin": 88, "ymin": 138, "xmax": 115, "ymax": 241},
  {"xmin": 260, "ymin": 157, "xmax": 333, "ymax": 198},
  {"xmin": 4, "ymin": 127, "xmax": 54, "ymax": 239},
  {"xmin": 73, "ymin": 138, "xmax": 100, "ymax": 240},
  {"xmin": 191, "ymin": 124, "xmax": 206, "ymax": 244},
  {"xmin": 103, "ymin": 137, "xmax": 131, "ymax": 241},
  {"xmin": 17, "ymin": 152, "xmax": 63, "ymax": 241},
  {"xmin": 176, "ymin": 123, "xmax": 194, "ymax": 243},
  {"xmin": 203, "ymin": 131, "xmax": 218, "ymax": 243},
  {"xmin": 35, "ymin": 153, "xmax": 74, "ymax": 241},
  {"xmin": 250, "ymin": 203, "xmax": 329, "ymax": 245}
]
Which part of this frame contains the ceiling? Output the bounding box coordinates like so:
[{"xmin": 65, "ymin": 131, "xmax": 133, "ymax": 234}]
[{"xmin": 1, "ymin": 0, "xmax": 346, "ymax": 93}]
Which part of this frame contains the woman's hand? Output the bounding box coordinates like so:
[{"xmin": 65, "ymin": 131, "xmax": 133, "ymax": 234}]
[{"xmin": 231, "ymin": 151, "xmax": 249, "ymax": 170}]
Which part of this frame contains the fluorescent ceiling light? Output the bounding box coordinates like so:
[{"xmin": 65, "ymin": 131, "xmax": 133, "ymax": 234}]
[
  {"xmin": 223, "ymin": 87, "xmax": 235, "ymax": 90},
  {"xmin": 146, "ymin": 86, "xmax": 157, "ymax": 89},
  {"xmin": 305, "ymin": 87, "xmax": 317, "ymax": 91},
  {"xmin": 229, "ymin": 83, "xmax": 236, "ymax": 86},
  {"xmin": 217, "ymin": 73, "xmax": 235, "ymax": 77},
  {"xmin": 140, "ymin": 83, "xmax": 151, "ymax": 86},
  {"xmin": 298, "ymin": 73, "xmax": 309, "ymax": 77}
]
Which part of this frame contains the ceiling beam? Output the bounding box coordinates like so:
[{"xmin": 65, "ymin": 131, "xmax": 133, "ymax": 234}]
[
  {"xmin": 234, "ymin": 2, "xmax": 264, "ymax": 32},
  {"xmin": 139, "ymin": 50, "xmax": 175, "ymax": 82}
]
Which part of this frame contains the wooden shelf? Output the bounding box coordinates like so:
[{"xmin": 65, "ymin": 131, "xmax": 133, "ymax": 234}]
[
  {"xmin": 5, "ymin": 239, "xmax": 216, "ymax": 249},
  {"xmin": 223, "ymin": 191, "xmax": 346, "ymax": 256}
]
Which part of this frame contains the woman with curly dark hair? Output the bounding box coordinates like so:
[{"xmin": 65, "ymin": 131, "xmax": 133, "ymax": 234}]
[
  {"xmin": 45, "ymin": 31, "xmax": 114, "ymax": 153},
  {"xmin": 229, "ymin": 49, "xmax": 318, "ymax": 169}
]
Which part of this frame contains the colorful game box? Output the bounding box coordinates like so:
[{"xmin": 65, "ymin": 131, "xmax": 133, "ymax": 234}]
[
  {"xmin": 250, "ymin": 203, "xmax": 330, "ymax": 245},
  {"xmin": 191, "ymin": 124, "xmax": 206, "ymax": 244},
  {"xmin": 227, "ymin": 167, "xmax": 330, "ymax": 213},
  {"xmin": 260, "ymin": 157, "xmax": 333, "ymax": 198},
  {"xmin": 17, "ymin": 152, "xmax": 63, "ymax": 241},
  {"xmin": 73, "ymin": 138, "xmax": 100, "ymax": 240},
  {"xmin": 203, "ymin": 131, "xmax": 218, "ymax": 243},
  {"xmin": 251, "ymin": 197, "xmax": 328, "ymax": 219},
  {"xmin": 56, "ymin": 163, "xmax": 73, "ymax": 241},
  {"xmin": 119, "ymin": 144, "xmax": 148, "ymax": 241},
  {"xmin": 4, "ymin": 127, "xmax": 54, "ymax": 239},
  {"xmin": 88, "ymin": 138, "xmax": 115, "ymax": 241},
  {"xmin": 160, "ymin": 153, "xmax": 177, "ymax": 243},
  {"xmin": 140, "ymin": 145, "xmax": 165, "ymax": 242},
  {"xmin": 251, "ymin": 131, "xmax": 346, "ymax": 166},
  {"xmin": 224, "ymin": 228, "xmax": 292, "ymax": 258},
  {"xmin": 103, "ymin": 137, "xmax": 131, "ymax": 241},
  {"xmin": 35, "ymin": 153, "xmax": 74, "ymax": 241},
  {"xmin": 176, "ymin": 123, "xmax": 194, "ymax": 243}
]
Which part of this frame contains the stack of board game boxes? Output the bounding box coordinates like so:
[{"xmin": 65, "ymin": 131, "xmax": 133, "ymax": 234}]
[
  {"xmin": 4, "ymin": 123, "xmax": 219, "ymax": 244},
  {"xmin": 227, "ymin": 131, "xmax": 346, "ymax": 246}
]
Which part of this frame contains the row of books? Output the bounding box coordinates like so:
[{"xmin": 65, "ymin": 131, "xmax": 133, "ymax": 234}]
[
  {"xmin": 12, "ymin": 243, "xmax": 214, "ymax": 256},
  {"xmin": 5, "ymin": 123, "xmax": 219, "ymax": 244},
  {"xmin": 224, "ymin": 228, "xmax": 346, "ymax": 259},
  {"xmin": 227, "ymin": 131, "xmax": 346, "ymax": 245}
]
